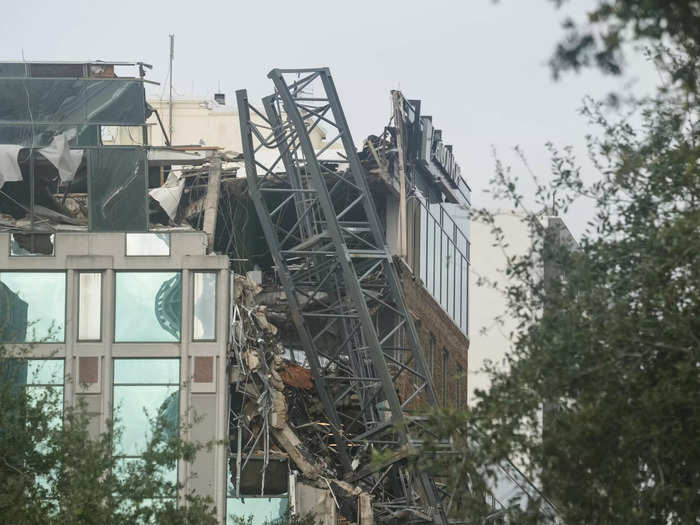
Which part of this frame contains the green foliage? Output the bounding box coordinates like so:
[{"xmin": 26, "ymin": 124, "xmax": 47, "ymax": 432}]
[
  {"xmin": 0, "ymin": 347, "xmax": 217, "ymax": 525},
  {"xmin": 547, "ymin": 0, "xmax": 700, "ymax": 91},
  {"xmin": 230, "ymin": 508, "xmax": 317, "ymax": 525},
  {"xmin": 421, "ymin": 3, "xmax": 700, "ymax": 523}
]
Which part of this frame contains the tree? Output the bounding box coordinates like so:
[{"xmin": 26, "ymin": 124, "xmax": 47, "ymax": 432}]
[
  {"xmin": 547, "ymin": 0, "xmax": 700, "ymax": 92},
  {"xmin": 0, "ymin": 346, "xmax": 218, "ymax": 525},
  {"xmin": 421, "ymin": 2, "xmax": 700, "ymax": 523}
]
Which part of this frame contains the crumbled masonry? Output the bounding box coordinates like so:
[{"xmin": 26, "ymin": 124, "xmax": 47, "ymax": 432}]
[{"xmin": 229, "ymin": 273, "xmax": 373, "ymax": 523}]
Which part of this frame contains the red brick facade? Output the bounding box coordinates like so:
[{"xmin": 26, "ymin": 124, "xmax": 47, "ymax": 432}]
[{"xmin": 396, "ymin": 258, "xmax": 469, "ymax": 410}]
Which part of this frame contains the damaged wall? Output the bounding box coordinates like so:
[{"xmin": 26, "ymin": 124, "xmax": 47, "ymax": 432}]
[{"xmin": 228, "ymin": 274, "xmax": 374, "ymax": 525}]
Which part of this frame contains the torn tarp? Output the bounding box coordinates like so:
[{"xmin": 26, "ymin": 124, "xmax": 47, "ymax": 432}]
[
  {"xmin": 0, "ymin": 132, "xmax": 83, "ymax": 188},
  {"xmin": 149, "ymin": 171, "xmax": 185, "ymax": 221},
  {"xmin": 0, "ymin": 145, "xmax": 22, "ymax": 186},
  {"xmin": 38, "ymin": 132, "xmax": 83, "ymax": 182}
]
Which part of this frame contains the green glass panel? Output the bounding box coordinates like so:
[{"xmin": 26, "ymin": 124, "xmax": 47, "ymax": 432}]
[
  {"xmin": 114, "ymin": 272, "xmax": 181, "ymax": 342},
  {"xmin": 27, "ymin": 359, "xmax": 64, "ymax": 385},
  {"xmin": 226, "ymin": 497, "xmax": 288, "ymax": 525},
  {"xmin": 113, "ymin": 384, "xmax": 179, "ymax": 456},
  {"xmin": 114, "ymin": 457, "xmax": 177, "ymax": 491},
  {"xmin": 0, "ymin": 272, "xmax": 65, "ymax": 342},
  {"xmin": 27, "ymin": 79, "xmax": 87, "ymax": 123},
  {"xmin": 85, "ymin": 80, "xmax": 146, "ymax": 125},
  {"xmin": 0, "ymin": 63, "xmax": 27, "ymax": 77},
  {"xmin": 0, "ymin": 79, "xmax": 30, "ymax": 121},
  {"xmin": 88, "ymin": 147, "xmax": 147, "ymax": 232},
  {"xmin": 113, "ymin": 359, "xmax": 180, "ymax": 385}
]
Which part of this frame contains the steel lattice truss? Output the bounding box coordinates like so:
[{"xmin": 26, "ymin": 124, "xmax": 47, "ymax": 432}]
[{"xmin": 236, "ymin": 68, "xmax": 447, "ymax": 523}]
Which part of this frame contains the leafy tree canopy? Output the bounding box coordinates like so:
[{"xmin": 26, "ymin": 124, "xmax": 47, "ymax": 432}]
[
  {"xmin": 0, "ymin": 347, "xmax": 218, "ymax": 525},
  {"xmin": 422, "ymin": 2, "xmax": 700, "ymax": 523}
]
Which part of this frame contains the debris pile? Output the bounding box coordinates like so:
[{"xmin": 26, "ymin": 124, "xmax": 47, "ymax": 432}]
[{"xmin": 229, "ymin": 273, "xmax": 373, "ymax": 524}]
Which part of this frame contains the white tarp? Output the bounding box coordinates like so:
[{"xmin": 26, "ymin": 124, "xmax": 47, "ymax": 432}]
[
  {"xmin": 149, "ymin": 170, "xmax": 185, "ymax": 221},
  {"xmin": 38, "ymin": 133, "xmax": 84, "ymax": 182},
  {"xmin": 0, "ymin": 145, "xmax": 23, "ymax": 187},
  {"xmin": 0, "ymin": 132, "xmax": 83, "ymax": 189}
]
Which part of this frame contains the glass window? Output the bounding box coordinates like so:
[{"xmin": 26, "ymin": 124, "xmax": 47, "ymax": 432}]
[
  {"xmin": 113, "ymin": 358, "xmax": 180, "ymax": 384},
  {"xmin": 0, "ymin": 63, "xmax": 27, "ymax": 77},
  {"xmin": 1, "ymin": 359, "xmax": 64, "ymax": 432},
  {"xmin": 0, "ymin": 272, "xmax": 65, "ymax": 342},
  {"xmin": 88, "ymin": 147, "xmax": 148, "ymax": 232},
  {"xmin": 115, "ymin": 272, "xmax": 181, "ymax": 342},
  {"xmin": 193, "ymin": 272, "xmax": 216, "ymax": 341},
  {"xmin": 113, "ymin": 359, "xmax": 180, "ymax": 489},
  {"xmin": 78, "ymin": 272, "xmax": 101, "ymax": 341},
  {"xmin": 226, "ymin": 498, "xmax": 288, "ymax": 525},
  {"xmin": 226, "ymin": 457, "xmax": 288, "ymax": 524},
  {"xmin": 10, "ymin": 233, "xmax": 55, "ymax": 256},
  {"xmin": 126, "ymin": 233, "xmax": 170, "ymax": 256},
  {"xmin": 417, "ymin": 199, "xmax": 469, "ymax": 336}
]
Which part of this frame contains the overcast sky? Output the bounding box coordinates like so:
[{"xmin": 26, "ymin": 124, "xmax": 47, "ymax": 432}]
[{"xmin": 1, "ymin": 0, "xmax": 657, "ymax": 237}]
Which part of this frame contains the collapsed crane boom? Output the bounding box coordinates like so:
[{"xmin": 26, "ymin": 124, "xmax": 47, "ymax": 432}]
[{"xmin": 237, "ymin": 67, "xmax": 447, "ymax": 523}]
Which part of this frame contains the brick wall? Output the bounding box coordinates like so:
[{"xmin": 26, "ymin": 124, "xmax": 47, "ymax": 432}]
[{"xmin": 395, "ymin": 258, "xmax": 469, "ymax": 410}]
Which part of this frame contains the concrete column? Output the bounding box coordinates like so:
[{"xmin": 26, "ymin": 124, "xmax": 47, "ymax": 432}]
[
  {"xmin": 102, "ymin": 268, "xmax": 114, "ymax": 435},
  {"xmin": 64, "ymin": 269, "xmax": 75, "ymax": 408},
  {"xmin": 203, "ymin": 155, "xmax": 222, "ymax": 253},
  {"xmin": 179, "ymin": 268, "xmax": 192, "ymax": 502},
  {"xmin": 214, "ymin": 268, "xmax": 230, "ymax": 523}
]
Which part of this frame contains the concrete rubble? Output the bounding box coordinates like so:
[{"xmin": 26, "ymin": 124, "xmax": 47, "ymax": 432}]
[{"xmin": 229, "ymin": 273, "xmax": 374, "ymax": 524}]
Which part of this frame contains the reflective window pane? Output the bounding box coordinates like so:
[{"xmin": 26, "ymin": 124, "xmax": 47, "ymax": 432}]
[
  {"xmin": 114, "ymin": 457, "xmax": 177, "ymax": 490},
  {"xmin": 78, "ymin": 272, "xmax": 101, "ymax": 341},
  {"xmin": 193, "ymin": 272, "xmax": 216, "ymax": 340},
  {"xmin": 115, "ymin": 272, "xmax": 181, "ymax": 342},
  {"xmin": 0, "ymin": 359, "xmax": 65, "ymax": 437},
  {"xmin": 126, "ymin": 233, "xmax": 170, "ymax": 256},
  {"xmin": 27, "ymin": 359, "xmax": 64, "ymax": 385},
  {"xmin": 226, "ymin": 498, "xmax": 288, "ymax": 525},
  {"xmin": 113, "ymin": 384, "xmax": 179, "ymax": 456},
  {"xmin": 113, "ymin": 359, "xmax": 180, "ymax": 384},
  {"xmin": 113, "ymin": 358, "xmax": 179, "ymax": 486},
  {"xmin": 0, "ymin": 272, "xmax": 65, "ymax": 342}
]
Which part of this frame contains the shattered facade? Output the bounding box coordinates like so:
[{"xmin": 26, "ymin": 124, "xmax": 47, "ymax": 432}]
[{"xmin": 1, "ymin": 61, "xmax": 557, "ymax": 524}]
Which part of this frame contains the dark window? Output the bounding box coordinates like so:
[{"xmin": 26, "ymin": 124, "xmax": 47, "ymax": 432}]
[
  {"xmin": 441, "ymin": 349, "xmax": 448, "ymax": 406},
  {"xmin": 456, "ymin": 365, "xmax": 463, "ymax": 408},
  {"xmin": 29, "ymin": 63, "xmax": 84, "ymax": 78}
]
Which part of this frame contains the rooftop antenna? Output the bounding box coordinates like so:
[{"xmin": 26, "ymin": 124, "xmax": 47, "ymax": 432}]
[{"xmin": 168, "ymin": 34, "xmax": 174, "ymax": 144}]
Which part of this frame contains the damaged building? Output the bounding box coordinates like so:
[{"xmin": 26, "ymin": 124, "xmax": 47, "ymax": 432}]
[{"xmin": 0, "ymin": 62, "xmax": 551, "ymax": 524}]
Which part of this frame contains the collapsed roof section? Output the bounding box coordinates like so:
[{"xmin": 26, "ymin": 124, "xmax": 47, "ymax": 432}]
[{"xmin": 0, "ymin": 61, "xmax": 152, "ymax": 232}]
